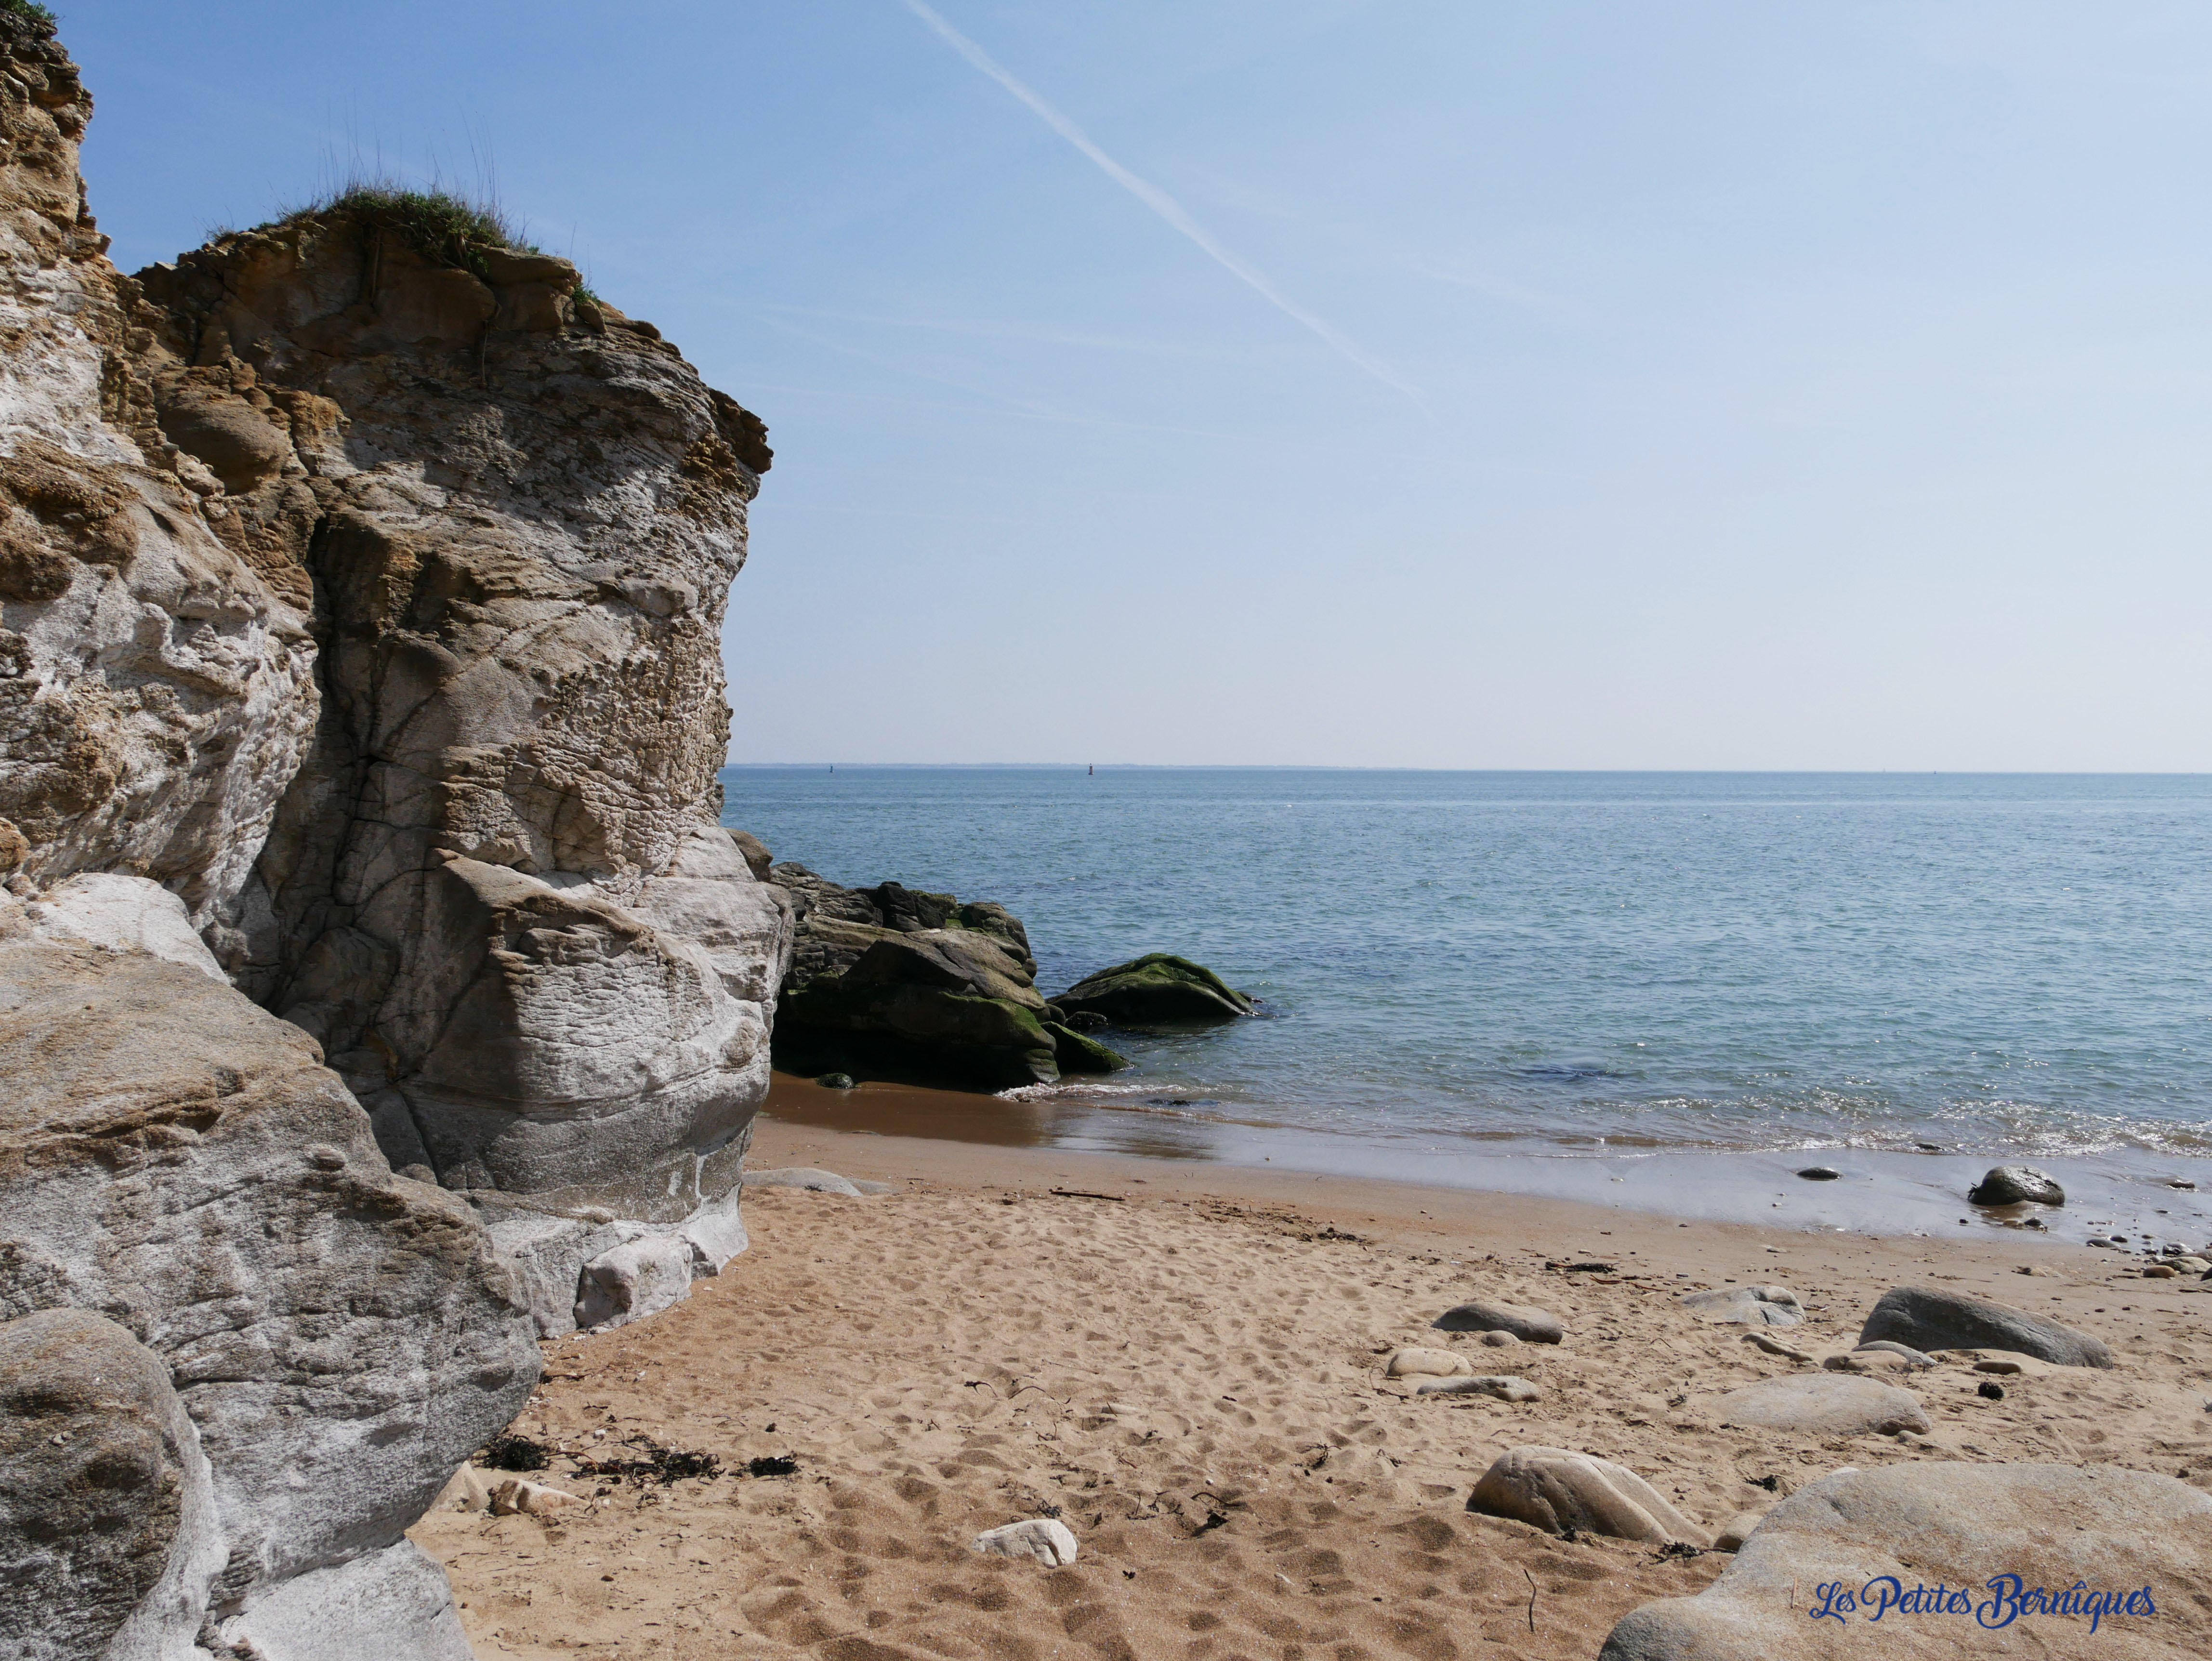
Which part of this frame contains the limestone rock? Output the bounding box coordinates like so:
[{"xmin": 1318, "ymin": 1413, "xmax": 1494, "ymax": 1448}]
[
  {"xmin": 1681, "ymin": 1285, "xmax": 1803, "ymax": 1327},
  {"xmin": 1857, "ymin": 1286, "xmax": 2111, "ymax": 1369},
  {"xmin": 0, "ymin": 927, "xmax": 538, "ymax": 1649},
  {"xmin": 1415, "ymin": 1373, "xmax": 1540, "ymax": 1402},
  {"xmin": 0, "ymin": 16, "xmax": 319, "ymax": 946},
  {"xmin": 1477, "ymin": 1329, "xmax": 1523, "ymax": 1347},
  {"xmin": 575, "ymin": 1233, "xmax": 696, "ymax": 1332},
  {"xmin": 215, "ymin": 1540, "xmax": 474, "ymax": 1661},
  {"xmin": 125, "ymin": 190, "xmax": 786, "ymax": 1222},
  {"xmin": 1386, "ymin": 1346, "xmax": 1472, "ymax": 1378},
  {"xmin": 0, "ymin": 1308, "xmax": 224, "ymax": 1661},
  {"xmin": 1434, "ymin": 1299, "xmax": 1565, "ymax": 1344},
  {"xmin": 1967, "ymin": 1164, "xmax": 2065, "ymax": 1207},
  {"xmin": 1708, "ymin": 1373, "xmax": 1931, "ymax": 1437},
  {"xmin": 973, "ymin": 1517, "xmax": 1080, "ymax": 1566},
  {"xmin": 1466, "ymin": 1447, "xmax": 1707, "ymax": 1546},
  {"xmin": 18, "ymin": 871, "xmax": 227, "ymax": 980},
  {"xmin": 1597, "ymin": 1463, "xmax": 2212, "ymax": 1659},
  {"xmin": 1055, "ymin": 952, "xmax": 1255, "ymax": 1025}
]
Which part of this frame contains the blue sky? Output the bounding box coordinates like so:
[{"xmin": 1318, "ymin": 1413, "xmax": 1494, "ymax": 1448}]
[{"xmin": 72, "ymin": 2, "xmax": 2212, "ymax": 767}]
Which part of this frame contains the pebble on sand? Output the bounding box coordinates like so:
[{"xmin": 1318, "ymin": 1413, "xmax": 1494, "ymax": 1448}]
[
  {"xmin": 1466, "ymin": 1446, "xmax": 1708, "ymax": 1546},
  {"xmin": 973, "ymin": 1518, "xmax": 1080, "ymax": 1567}
]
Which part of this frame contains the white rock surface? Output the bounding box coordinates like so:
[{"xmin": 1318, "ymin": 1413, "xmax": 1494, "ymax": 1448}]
[
  {"xmin": 973, "ymin": 1518, "xmax": 1080, "ymax": 1566},
  {"xmin": 575, "ymin": 1233, "xmax": 697, "ymax": 1331},
  {"xmin": 19, "ymin": 871, "xmax": 227, "ymax": 979},
  {"xmin": 0, "ymin": 924, "xmax": 537, "ymax": 1655},
  {"xmin": 215, "ymin": 1539, "xmax": 474, "ymax": 1661}
]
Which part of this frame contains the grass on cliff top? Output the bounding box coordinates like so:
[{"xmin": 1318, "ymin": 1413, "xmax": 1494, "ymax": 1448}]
[
  {"xmin": 276, "ymin": 182, "xmax": 528, "ymax": 281},
  {"xmin": 1, "ymin": 1, "xmax": 58, "ymax": 30},
  {"xmin": 235, "ymin": 174, "xmax": 605, "ymax": 303}
]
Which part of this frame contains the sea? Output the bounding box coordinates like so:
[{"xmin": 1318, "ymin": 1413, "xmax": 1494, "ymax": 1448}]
[{"xmin": 722, "ymin": 768, "xmax": 2212, "ymax": 1240}]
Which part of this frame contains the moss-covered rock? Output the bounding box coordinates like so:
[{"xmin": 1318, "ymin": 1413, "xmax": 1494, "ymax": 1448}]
[
  {"xmin": 1055, "ymin": 953, "xmax": 1254, "ymax": 1026},
  {"xmin": 1044, "ymin": 1022, "xmax": 1131, "ymax": 1074}
]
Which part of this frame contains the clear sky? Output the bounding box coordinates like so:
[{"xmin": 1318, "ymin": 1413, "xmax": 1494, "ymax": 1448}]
[{"xmin": 70, "ymin": 2, "xmax": 2212, "ymax": 768}]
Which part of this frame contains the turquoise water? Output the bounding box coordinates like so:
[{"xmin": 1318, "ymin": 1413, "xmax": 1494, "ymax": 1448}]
[{"xmin": 721, "ymin": 769, "xmax": 2212, "ymax": 1167}]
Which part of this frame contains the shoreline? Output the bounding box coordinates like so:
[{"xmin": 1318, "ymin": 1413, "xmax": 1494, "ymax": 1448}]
[{"xmin": 759, "ymin": 1071, "xmax": 2212, "ymax": 1254}]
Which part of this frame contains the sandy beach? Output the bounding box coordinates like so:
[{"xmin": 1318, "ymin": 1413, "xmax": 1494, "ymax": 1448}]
[{"xmin": 413, "ymin": 1092, "xmax": 2212, "ymax": 1661}]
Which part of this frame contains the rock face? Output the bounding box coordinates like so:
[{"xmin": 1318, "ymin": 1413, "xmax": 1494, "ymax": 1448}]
[
  {"xmin": 1597, "ymin": 1462, "xmax": 2212, "ymax": 1659},
  {"xmin": 0, "ymin": 906, "xmax": 538, "ymax": 1655},
  {"xmin": 1967, "ymin": 1163, "xmax": 2065, "ymax": 1206},
  {"xmin": 0, "ymin": 1308, "xmax": 224, "ymax": 1661},
  {"xmin": 1708, "ymin": 1373, "xmax": 1931, "ymax": 1437},
  {"xmin": 126, "ymin": 193, "xmax": 788, "ymax": 1221},
  {"xmin": 1056, "ymin": 952, "xmax": 1255, "ymax": 1024},
  {"xmin": 768, "ymin": 861, "xmax": 1125, "ymax": 1089},
  {"xmin": 0, "ymin": 12, "xmax": 784, "ymax": 1653},
  {"xmin": 1858, "ymin": 1286, "xmax": 2112, "ymax": 1369},
  {"xmin": 1466, "ymin": 1447, "xmax": 1707, "ymax": 1546},
  {"xmin": 0, "ymin": 13, "xmax": 319, "ymax": 934}
]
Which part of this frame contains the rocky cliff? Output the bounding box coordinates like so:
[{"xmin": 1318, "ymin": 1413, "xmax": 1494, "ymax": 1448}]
[{"xmin": 0, "ymin": 8, "xmax": 786, "ymax": 1656}]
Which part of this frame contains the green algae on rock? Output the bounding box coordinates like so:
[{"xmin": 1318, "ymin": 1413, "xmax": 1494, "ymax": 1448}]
[{"xmin": 1055, "ymin": 953, "xmax": 1255, "ymax": 1026}]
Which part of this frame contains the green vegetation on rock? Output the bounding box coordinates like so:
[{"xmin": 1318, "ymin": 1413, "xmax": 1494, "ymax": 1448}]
[
  {"xmin": 1044, "ymin": 1022, "xmax": 1130, "ymax": 1075},
  {"xmin": 1056, "ymin": 953, "xmax": 1255, "ymax": 1026}
]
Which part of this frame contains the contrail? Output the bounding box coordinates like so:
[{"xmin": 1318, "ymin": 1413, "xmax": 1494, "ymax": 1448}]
[{"xmin": 897, "ymin": 0, "xmax": 1421, "ymax": 403}]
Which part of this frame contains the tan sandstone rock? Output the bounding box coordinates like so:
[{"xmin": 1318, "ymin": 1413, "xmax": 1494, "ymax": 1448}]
[{"xmin": 1466, "ymin": 1446, "xmax": 1708, "ymax": 1545}]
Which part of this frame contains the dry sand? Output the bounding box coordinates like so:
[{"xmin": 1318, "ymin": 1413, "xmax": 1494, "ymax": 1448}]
[{"xmin": 415, "ymin": 1107, "xmax": 2212, "ymax": 1660}]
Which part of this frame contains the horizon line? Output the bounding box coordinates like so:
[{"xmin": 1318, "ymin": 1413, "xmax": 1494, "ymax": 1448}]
[{"xmin": 719, "ymin": 762, "xmax": 2212, "ymax": 777}]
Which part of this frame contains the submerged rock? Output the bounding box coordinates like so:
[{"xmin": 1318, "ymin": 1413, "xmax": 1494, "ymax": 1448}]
[
  {"xmin": 767, "ymin": 861, "xmax": 1128, "ymax": 1090},
  {"xmin": 1056, "ymin": 953, "xmax": 1255, "ymax": 1025}
]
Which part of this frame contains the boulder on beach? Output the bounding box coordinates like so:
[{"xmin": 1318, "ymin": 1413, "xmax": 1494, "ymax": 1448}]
[
  {"xmin": 1434, "ymin": 1299, "xmax": 1566, "ymax": 1344},
  {"xmin": 770, "ymin": 864, "xmax": 1134, "ymax": 1089},
  {"xmin": 1709, "ymin": 1372, "xmax": 1931, "ymax": 1436},
  {"xmin": 1967, "ymin": 1164, "xmax": 2066, "ymax": 1207},
  {"xmin": 1055, "ymin": 953, "xmax": 1255, "ymax": 1025},
  {"xmin": 1681, "ymin": 1285, "xmax": 1803, "ymax": 1327},
  {"xmin": 1858, "ymin": 1286, "xmax": 2112, "ymax": 1369},
  {"xmin": 1597, "ymin": 1462, "xmax": 2212, "ymax": 1660},
  {"xmin": 1386, "ymin": 1346, "xmax": 1473, "ymax": 1378},
  {"xmin": 1467, "ymin": 1447, "xmax": 1707, "ymax": 1546}
]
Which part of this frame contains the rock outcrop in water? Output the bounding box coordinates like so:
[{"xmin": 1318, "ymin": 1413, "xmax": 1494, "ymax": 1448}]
[
  {"xmin": 0, "ymin": 8, "xmax": 784, "ymax": 1652},
  {"xmin": 767, "ymin": 859, "xmax": 1128, "ymax": 1089}
]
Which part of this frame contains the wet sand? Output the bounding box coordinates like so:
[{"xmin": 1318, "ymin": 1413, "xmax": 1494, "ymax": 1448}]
[{"xmin": 414, "ymin": 1083, "xmax": 2212, "ymax": 1660}]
